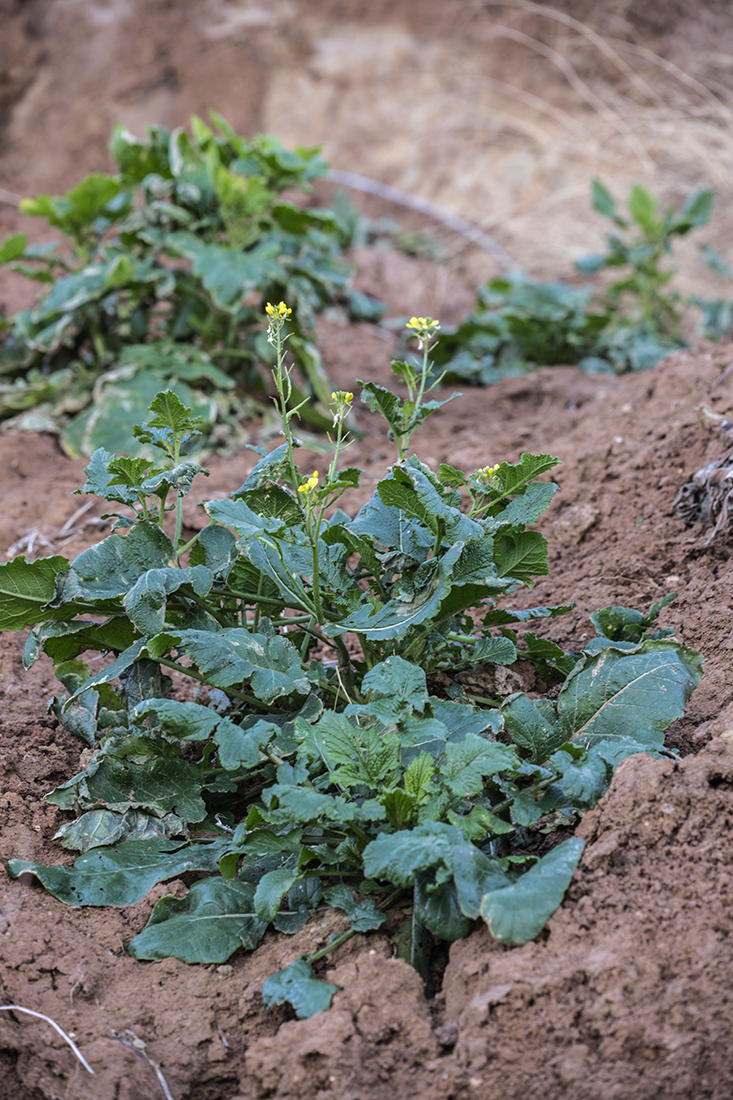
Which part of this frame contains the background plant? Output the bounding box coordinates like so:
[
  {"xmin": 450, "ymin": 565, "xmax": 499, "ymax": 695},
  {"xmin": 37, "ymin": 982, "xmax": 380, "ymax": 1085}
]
[
  {"xmin": 0, "ymin": 310, "xmax": 702, "ymax": 1017},
  {"xmin": 432, "ymin": 180, "xmax": 717, "ymax": 384},
  {"xmin": 0, "ymin": 113, "xmax": 382, "ymax": 456}
]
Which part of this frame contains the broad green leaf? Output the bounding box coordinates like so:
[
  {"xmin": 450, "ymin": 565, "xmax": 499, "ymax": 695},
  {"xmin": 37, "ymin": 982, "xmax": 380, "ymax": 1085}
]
[
  {"xmin": 330, "ymin": 542, "xmax": 463, "ymax": 641},
  {"xmin": 451, "ymin": 843, "xmax": 513, "ymax": 918},
  {"xmin": 494, "ymin": 530, "xmax": 549, "ymax": 581},
  {"xmin": 470, "ymin": 635, "xmax": 517, "ymax": 665},
  {"xmin": 0, "ymin": 555, "xmax": 70, "ymax": 630},
  {"xmin": 362, "ymin": 820, "xmax": 465, "ymax": 887},
  {"xmin": 168, "ymin": 233, "xmax": 282, "ymax": 311},
  {"xmin": 501, "ymin": 693, "xmax": 566, "ymax": 762},
  {"xmin": 674, "ymin": 187, "xmax": 714, "ymax": 232},
  {"xmin": 8, "ymin": 839, "xmax": 224, "ymax": 906},
  {"xmin": 415, "ymin": 876, "xmax": 470, "ymax": 941},
  {"xmin": 254, "ymin": 867, "xmax": 301, "ymax": 921},
  {"xmin": 131, "ymin": 698, "xmax": 220, "ymax": 740},
  {"xmin": 493, "ymin": 453, "xmax": 560, "ymax": 498},
  {"xmin": 480, "ymin": 837, "xmax": 585, "ymax": 943},
  {"xmin": 377, "ymin": 465, "xmax": 481, "ymax": 543},
  {"xmin": 129, "ymin": 878, "xmax": 268, "ymax": 963},
  {"xmin": 47, "ymin": 753, "xmax": 207, "ymax": 822},
  {"xmin": 494, "ymin": 481, "xmax": 558, "ymax": 526},
  {"xmin": 362, "ymin": 656, "xmax": 428, "ymax": 713},
  {"xmin": 441, "ymin": 735, "xmax": 519, "ymax": 797},
  {"xmin": 204, "ymin": 495, "xmax": 286, "ymax": 537},
  {"xmin": 558, "ymin": 639, "xmax": 703, "ymax": 746},
  {"xmin": 262, "ymin": 956, "xmax": 337, "ymax": 1019},
  {"xmin": 348, "ymin": 491, "xmax": 432, "ymax": 557},
  {"xmin": 171, "ymin": 627, "xmax": 311, "ymax": 701},
  {"xmin": 51, "ymin": 523, "xmax": 174, "ymax": 605},
  {"xmin": 431, "ymin": 699, "xmax": 502, "ymax": 740},
  {"xmin": 122, "ymin": 565, "xmax": 212, "ymax": 633},
  {"xmin": 235, "ymin": 442, "xmax": 295, "ymax": 493},
  {"xmin": 214, "ymin": 717, "xmax": 278, "ymax": 770},
  {"xmin": 54, "ymin": 808, "xmax": 187, "ymax": 852},
  {"xmin": 591, "ymin": 178, "xmax": 625, "ymax": 226}
]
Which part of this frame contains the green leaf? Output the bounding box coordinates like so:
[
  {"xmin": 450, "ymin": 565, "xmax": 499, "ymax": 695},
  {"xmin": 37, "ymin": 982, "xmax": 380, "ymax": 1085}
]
[
  {"xmin": 362, "ymin": 820, "xmax": 465, "ymax": 887},
  {"xmin": 129, "ymin": 878, "xmax": 268, "ymax": 963},
  {"xmin": 451, "ymin": 843, "xmax": 513, "ymax": 918},
  {"xmin": 47, "ymin": 753, "xmax": 207, "ymax": 822},
  {"xmin": 558, "ymin": 639, "xmax": 703, "ymax": 747},
  {"xmin": 0, "ymin": 234, "xmax": 27, "ymax": 264},
  {"xmin": 54, "ymin": 808, "xmax": 186, "ymax": 852},
  {"xmin": 8, "ymin": 839, "xmax": 225, "ymax": 906},
  {"xmin": 674, "ymin": 187, "xmax": 714, "ymax": 233},
  {"xmin": 414, "ymin": 876, "xmax": 470, "ymax": 942},
  {"xmin": 501, "ymin": 693, "xmax": 566, "ymax": 762},
  {"xmin": 471, "ymin": 635, "xmax": 517, "ymax": 665},
  {"xmin": 131, "ymin": 698, "xmax": 219, "ymax": 740},
  {"xmin": 322, "ymin": 885, "xmax": 388, "ymax": 932},
  {"xmin": 441, "ymin": 735, "xmax": 519, "ymax": 797},
  {"xmin": 169, "ymin": 233, "xmax": 282, "ymax": 311},
  {"xmin": 122, "ymin": 565, "xmax": 213, "ymax": 633},
  {"xmin": 330, "ymin": 542, "xmax": 463, "ymax": 641},
  {"xmin": 52, "ymin": 523, "xmax": 174, "ymax": 605},
  {"xmin": 0, "ymin": 556, "xmax": 70, "ymax": 630},
  {"xmin": 362, "ymin": 656, "xmax": 428, "ymax": 713},
  {"xmin": 170, "ymin": 628, "xmax": 311, "ymax": 701},
  {"xmin": 262, "ymin": 956, "xmax": 337, "ymax": 1019},
  {"xmin": 591, "ymin": 178, "xmax": 625, "ymax": 226},
  {"xmin": 254, "ymin": 868, "xmax": 301, "ymax": 922},
  {"xmin": 144, "ymin": 389, "xmax": 203, "ymax": 438},
  {"xmin": 494, "ymin": 481, "xmax": 558, "ymax": 526},
  {"xmin": 494, "ymin": 530, "xmax": 549, "ymax": 582},
  {"xmin": 627, "ymin": 184, "xmax": 659, "ymax": 233},
  {"xmin": 377, "ymin": 465, "xmax": 481, "ymax": 543},
  {"xmin": 480, "ymin": 837, "xmax": 585, "ymax": 943}
]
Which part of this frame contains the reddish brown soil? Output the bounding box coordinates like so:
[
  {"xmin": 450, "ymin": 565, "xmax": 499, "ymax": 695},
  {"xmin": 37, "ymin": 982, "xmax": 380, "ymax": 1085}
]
[{"xmin": 4, "ymin": 1, "xmax": 733, "ymax": 1097}]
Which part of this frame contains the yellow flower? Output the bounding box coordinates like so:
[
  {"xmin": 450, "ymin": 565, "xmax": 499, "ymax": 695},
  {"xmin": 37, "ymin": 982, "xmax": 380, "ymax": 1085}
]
[
  {"xmin": 265, "ymin": 301, "xmax": 292, "ymax": 320},
  {"xmin": 330, "ymin": 391, "xmax": 354, "ymax": 403},
  {"xmin": 298, "ymin": 470, "xmax": 319, "ymax": 494},
  {"xmin": 476, "ymin": 464, "xmax": 499, "ymax": 480},
  {"xmin": 405, "ymin": 316, "xmax": 441, "ymax": 348}
]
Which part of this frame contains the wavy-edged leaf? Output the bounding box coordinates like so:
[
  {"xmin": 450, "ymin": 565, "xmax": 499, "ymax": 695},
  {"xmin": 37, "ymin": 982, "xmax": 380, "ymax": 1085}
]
[
  {"xmin": 8, "ymin": 839, "xmax": 225, "ymax": 906},
  {"xmin": 262, "ymin": 956, "xmax": 337, "ymax": 1019},
  {"xmin": 480, "ymin": 837, "xmax": 584, "ymax": 943},
  {"xmin": 129, "ymin": 878, "xmax": 268, "ymax": 963},
  {"xmin": 0, "ymin": 555, "xmax": 70, "ymax": 630},
  {"xmin": 558, "ymin": 639, "xmax": 703, "ymax": 746}
]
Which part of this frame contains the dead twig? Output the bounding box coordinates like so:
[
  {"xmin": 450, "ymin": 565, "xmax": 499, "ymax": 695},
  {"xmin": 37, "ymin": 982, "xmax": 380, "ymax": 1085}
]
[
  {"xmin": 0, "ymin": 1005, "xmax": 95, "ymax": 1075},
  {"xmin": 328, "ymin": 169, "xmax": 516, "ymax": 268},
  {"xmin": 107, "ymin": 1029, "xmax": 176, "ymax": 1100}
]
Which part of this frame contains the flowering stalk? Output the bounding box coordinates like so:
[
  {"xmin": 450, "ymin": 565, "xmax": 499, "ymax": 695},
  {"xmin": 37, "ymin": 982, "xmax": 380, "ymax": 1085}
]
[
  {"xmin": 266, "ymin": 301, "xmax": 303, "ymax": 494},
  {"xmin": 396, "ymin": 316, "xmax": 441, "ymax": 460}
]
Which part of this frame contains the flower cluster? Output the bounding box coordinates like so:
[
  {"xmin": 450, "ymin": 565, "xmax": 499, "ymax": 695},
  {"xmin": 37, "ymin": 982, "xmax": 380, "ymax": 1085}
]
[
  {"xmin": 265, "ymin": 300, "xmax": 292, "ymax": 344},
  {"xmin": 405, "ymin": 316, "xmax": 441, "ymax": 349},
  {"xmin": 330, "ymin": 390, "xmax": 354, "ymax": 426},
  {"xmin": 298, "ymin": 470, "xmax": 319, "ymax": 494},
  {"xmin": 476, "ymin": 464, "xmax": 500, "ymax": 480}
]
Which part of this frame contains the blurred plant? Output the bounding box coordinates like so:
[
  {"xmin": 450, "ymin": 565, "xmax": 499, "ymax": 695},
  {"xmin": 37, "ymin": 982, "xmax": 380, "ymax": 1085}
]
[
  {"xmin": 433, "ymin": 180, "xmax": 716, "ymax": 384},
  {"xmin": 0, "ymin": 113, "xmax": 379, "ymax": 455}
]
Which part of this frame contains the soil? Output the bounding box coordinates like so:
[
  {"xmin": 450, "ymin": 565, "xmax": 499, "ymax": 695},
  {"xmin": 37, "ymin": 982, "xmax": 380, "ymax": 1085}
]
[{"xmin": 4, "ymin": 2, "xmax": 733, "ymax": 1099}]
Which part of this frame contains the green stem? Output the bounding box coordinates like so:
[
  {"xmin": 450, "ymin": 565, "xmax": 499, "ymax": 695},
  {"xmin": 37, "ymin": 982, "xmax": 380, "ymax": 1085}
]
[
  {"xmin": 307, "ymin": 887, "xmax": 406, "ymax": 964},
  {"xmin": 155, "ymin": 657, "xmax": 281, "ymax": 713}
]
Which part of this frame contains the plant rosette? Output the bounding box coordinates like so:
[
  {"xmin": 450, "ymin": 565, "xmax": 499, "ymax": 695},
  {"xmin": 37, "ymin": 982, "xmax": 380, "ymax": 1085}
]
[{"xmin": 0, "ymin": 308, "xmax": 702, "ymax": 1018}]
